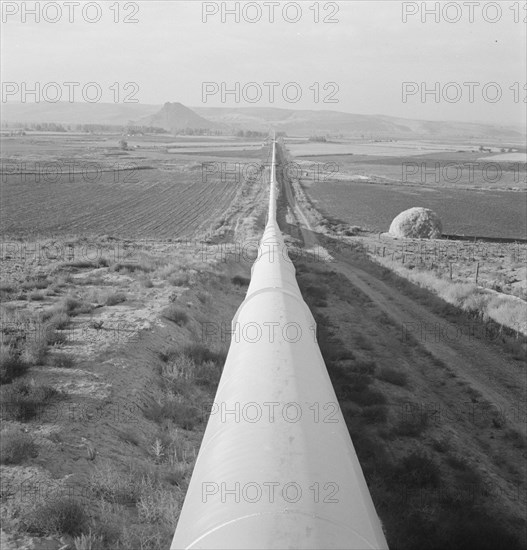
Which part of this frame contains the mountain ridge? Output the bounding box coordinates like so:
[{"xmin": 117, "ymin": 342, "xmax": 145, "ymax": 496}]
[{"xmin": 1, "ymin": 101, "xmax": 524, "ymax": 140}]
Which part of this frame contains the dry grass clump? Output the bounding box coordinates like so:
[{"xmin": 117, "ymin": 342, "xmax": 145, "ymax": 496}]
[
  {"xmin": 41, "ymin": 294, "xmax": 93, "ymax": 321},
  {"xmin": 117, "ymin": 427, "xmax": 141, "ymax": 447},
  {"xmin": 0, "ymin": 348, "xmax": 29, "ymax": 384},
  {"xmin": 0, "ymin": 428, "xmax": 38, "ymax": 464},
  {"xmin": 162, "ymin": 306, "xmax": 189, "ymax": 326},
  {"xmin": 153, "ymin": 262, "xmax": 176, "ymax": 278},
  {"xmin": 88, "ymin": 462, "xmax": 145, "ymax": 505},
  {"xmin": 44, "ymin": 328, "xmax": 68, "ymax": 347},
  {"xmin": 378, "ymin": 367, "xmax": 409, "ymax": 387},
  {"xmin": 27, "ymin": 290, "xmax": 46, "ymax": 301},
  {"xmin": 111, "ymin": 256, "xmax": 156, "ymax": 273},
  {"xmin": 73, "ymin": 531, "xmax": 104, "ymax": 550},
  {"xmin": 0, "ymin": 282, "xmax": 16, "ymax": 294},
  {"xmin": 462, "ymin": 292, "xmax": 490, "ymax": 316},
  {"xmin": 48, "ymin": 352, "xmax": 76, "ymax": 369},
  {"xmin": 397, "ymin": 450, "xmax": 441, "ymax": 488},
  {"xmin": 162, "ymin": 353, "xmax": 195, "ymax": 380},
  {"xmin": 45, "ymin": 311, "xmax": 70, "ymax": 330},
  {"xmin": 377, "ymin": 258, "xmax": 527, "ymax": 334},
  {"xmin": 486, "ymin": 297, "xmax": 527, "ymax": 334},
  {"xmin": 180, "ymin": 343, "xmax": 227, "ymax": 366},
  {"xmin": 22, "ymin": 338, "xmax": 48, "ymax": 366},
  {"xmin": 76, "ymin": 275, "xmax": 106, "ymax": 286},
  {"xmin": 88, "ymin": 461, "xmax": 184, "ymax": 532},
  {"xmin": 61, "ymin": 295, "xmax": 94, "ymax": 316},
  {"xmin": 139, "ymin": 275, "xmax": 154, "ymax": 288},
  {"xmin": 231, "ymin": 275, "xmax": 250, "ymax": 287},
  {"xmin": 1, "ymin": 379, "xmax": 60, "ymax": 421},
  {"xmin": 197, "ymin": 290, "xmax": 211, "ymax": 304},
  {"xmin": 144, "ymin": 399, "xmax": 199, "ymax": 430},
  {"xmin": 62, "ymin": 257, "xmax": 109, "ymax": 269},
  {"xmin": 105, "ymin": 292, "xmax": 127, "ymax": 306},
  {"xmin": 21, "ymin": 498, "xmax": 88, "ymax": 537},
  {"xmin": 167, "ymin": 272, "xmax": 190, "ymax": 287},
  {"xmin": 21, "ymin": 277, "xmax": 50, "ymax": 290},
  {"xmin": 148, "ymin": 341, "xmax": 226, "ymax": 437},
  {"xmin": 136, "ymin": 487, "xmax": 181, "ymax": 528}
]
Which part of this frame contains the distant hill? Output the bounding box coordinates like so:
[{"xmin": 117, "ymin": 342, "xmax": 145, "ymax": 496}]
[
  {"xmin": 1, "ymin": 102, "xmax": 159, "ymax": 125},
  {"xmin": 138, "ymin": 102, "xmax": 222, "ymax": 132},
  {"xmin": 1, "ymin": 101, "xmax": 222, "ymax": 133},
  {"xmin": 1, "ymin": 102, "xmax": 524, "ymax": 141},
  {"xmin": 192, "ymin": 106, "xmax": 525, "ymax": 141}
]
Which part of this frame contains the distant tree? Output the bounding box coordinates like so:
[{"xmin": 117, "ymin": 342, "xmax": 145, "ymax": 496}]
[{"xmin": 118, "ymin": 139, "xmax": 128, "ymax": 150}]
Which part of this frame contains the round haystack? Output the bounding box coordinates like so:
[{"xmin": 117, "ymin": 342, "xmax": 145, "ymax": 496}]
[{"xmin": 388, "ymin": 207, "xmax": 442, "ymax": 239}]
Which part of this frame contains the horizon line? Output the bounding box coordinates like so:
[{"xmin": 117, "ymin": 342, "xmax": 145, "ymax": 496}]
[{"xmin": 2, "ymin": 100, "xmax": 525, "ymax": 131}]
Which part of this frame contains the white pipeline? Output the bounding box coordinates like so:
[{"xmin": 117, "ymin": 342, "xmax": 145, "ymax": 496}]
[{"xmin": 170, "ymin": 139, "xmax": 388, "ymax": 550}]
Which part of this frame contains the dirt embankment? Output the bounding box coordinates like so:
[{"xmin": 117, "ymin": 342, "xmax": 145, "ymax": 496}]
[{"xmin": 1, "ymin": 243, "xmax": 254, "ymax": 549}]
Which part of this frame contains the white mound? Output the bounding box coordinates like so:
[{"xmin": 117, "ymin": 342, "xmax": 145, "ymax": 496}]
[{"xmin": 389, "ymin": 207, "xmax": 442, "ymax": 239}]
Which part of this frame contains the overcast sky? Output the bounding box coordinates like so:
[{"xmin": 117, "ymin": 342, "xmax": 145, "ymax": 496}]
[{"xmin": 1, "ymin": 1, "xmax": 525, "ymax": 126}]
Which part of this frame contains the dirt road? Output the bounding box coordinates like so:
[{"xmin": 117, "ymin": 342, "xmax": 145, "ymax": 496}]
[
  {"xmin": 279, "ymin": 158, "xmax": 526, "ymax": 434},
  {"xmin": 332, "ymin": 257, "xmax": 526, "ymax": 431}
]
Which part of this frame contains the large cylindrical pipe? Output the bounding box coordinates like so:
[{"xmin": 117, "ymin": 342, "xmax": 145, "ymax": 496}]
[{"xmin": 170, "ymin": 141, "xmax": 388, "ymax": 550}]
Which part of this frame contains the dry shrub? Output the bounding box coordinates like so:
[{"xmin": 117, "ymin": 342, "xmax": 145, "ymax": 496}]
[
  {"xmin": 21, "ymin": 498, "xmax": 88, "ymax": 537},
  {"xmin": 136, "ymin": 487, "xmax": 181, "ymax": 528}
]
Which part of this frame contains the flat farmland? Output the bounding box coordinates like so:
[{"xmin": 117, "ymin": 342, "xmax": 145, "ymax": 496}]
[
  {"xmin": 286, "ymin": 139, "xmax": 457, "ymax": 157},
  {"xmin": 286, "ymin": 139, "xmax": 526, "ymax": 240},
  {"xmin": 0, "ymin": 134, "xmax": 267, "ymax": 238},
  {"xmin": 288, "ymin": 140, "xmax": 526, "ymax": 190},
  {"xmin": 304, "ymin": 180, "xmax": 527, "ymax": 239}
]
